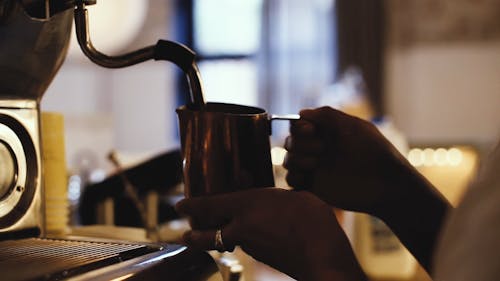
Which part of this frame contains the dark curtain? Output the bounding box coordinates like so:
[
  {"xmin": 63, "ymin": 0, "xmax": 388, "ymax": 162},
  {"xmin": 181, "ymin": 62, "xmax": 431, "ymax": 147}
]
[{"xmin": 336, "ymin": 0, "xmax": 386, "ymax": 117}]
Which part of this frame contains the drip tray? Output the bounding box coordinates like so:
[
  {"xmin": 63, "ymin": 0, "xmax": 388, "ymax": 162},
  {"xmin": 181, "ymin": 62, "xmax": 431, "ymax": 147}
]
[{"xmin": 0, "ymin": 238, "xmax": 161, "ymax": 281}]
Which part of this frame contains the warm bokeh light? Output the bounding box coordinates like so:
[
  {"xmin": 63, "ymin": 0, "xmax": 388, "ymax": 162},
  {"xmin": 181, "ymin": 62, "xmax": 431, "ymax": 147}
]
[
  {"xmin": 433, "ymin": 148, "xmax": 448, "ymax": 166},
  {"xmin": 408, "ymin": 147, "xmax": 464, "ymax": 167},
  {"xmin": 407, "ymin": 146, "xmax": 478, "ymax": 206},
  {"xmin": 447, "ymin": 147, "xmax": 463, "ymax": 166},
  {"xmin": 423, "ymin": 148, "xmax": 435, "ymax": 167},
  {"xmin": 408, "ymin": 148, "xmax": 424, "ymax": 167},
  {"xmin": 271, "ymin": 146, "xmax": 288, "ymax": 166}
]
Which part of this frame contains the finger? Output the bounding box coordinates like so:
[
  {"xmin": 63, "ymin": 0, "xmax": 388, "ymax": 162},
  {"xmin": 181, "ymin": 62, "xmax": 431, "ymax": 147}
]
[
  {"xmin": 300, "ymin": 106, "xmax": 335, "ymax": 123},
  {"xmin": 300, "ymin": 106, "xmax": 347, "ymax": 129},
  {"xmin": 187, "ymin": 217, "xmax": 224, "ymax": 231},
  {"xmin": 283, "ymin": 152, "xmax": 319, "ymax": 171},
  {"xmin": 182, "ymin": 224, "xmax": 238, "ymax": 253},
  {"xmin": 176, "ymin": 194, "xmax": 237, "ymax": 216},
  {"xmin": 289, "ymin": 119, "xmax": 316, "ymax": 136},
  {"xmin": 284, "ymin": 136, "xmax": 324, "ymax": 155},
  {"xmin": 285, "ymin": 171, "xmax": 311, "ymax": 190},
  {"xmin": 175, "ymin": 195, "xmax": 241, "ymax": 226}
]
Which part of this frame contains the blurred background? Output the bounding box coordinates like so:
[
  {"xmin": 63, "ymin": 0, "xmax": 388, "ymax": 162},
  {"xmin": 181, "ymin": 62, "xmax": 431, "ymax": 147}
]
[{"xmin": 40, "ymin": 0, "xmax": 500, "ymax": 280}]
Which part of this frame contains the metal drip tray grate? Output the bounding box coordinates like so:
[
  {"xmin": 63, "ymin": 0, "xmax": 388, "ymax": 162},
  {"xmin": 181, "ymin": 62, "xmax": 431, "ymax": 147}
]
[{"xmin": 0, "ymin": 238, "xmax": 160, "ymax": 281}]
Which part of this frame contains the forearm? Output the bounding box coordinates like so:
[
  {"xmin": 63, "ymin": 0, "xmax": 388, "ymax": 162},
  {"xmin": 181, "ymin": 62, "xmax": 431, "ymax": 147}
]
[
  {"xmin": 305, "ymin": 224, "xmax": 370, "ymax": 281},
  {"xmin": 375, "ymin": 165, "xmax": 452, "ymax": 272},
  {"xmin": 309, "ymin": 269, "xmax": 369, "ymax": 281},
  {"xmin": 303, "ymin": 257, "xmax": 368, "ymax": 281}
]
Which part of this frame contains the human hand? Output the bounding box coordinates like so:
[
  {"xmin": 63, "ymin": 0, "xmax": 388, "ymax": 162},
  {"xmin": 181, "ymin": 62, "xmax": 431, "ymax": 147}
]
[
  {"xmin": 176, "ymin": 188, "xmax": 367, "ymax": 281},
  {"xmin": 284, "ymin": 106, "xmax": 417, "ymax": 217}
]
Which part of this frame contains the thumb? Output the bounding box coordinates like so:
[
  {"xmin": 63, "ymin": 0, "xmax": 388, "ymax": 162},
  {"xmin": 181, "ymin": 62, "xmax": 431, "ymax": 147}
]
[{"xmin": 299, "ymin": 106, "xmax": 345, "ymax": 130}]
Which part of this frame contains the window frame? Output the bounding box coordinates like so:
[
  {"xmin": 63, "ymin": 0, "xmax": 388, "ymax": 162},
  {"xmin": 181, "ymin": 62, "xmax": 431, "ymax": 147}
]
[{"xmin": 175, "ymin": 0, "xmax": 261, "ymax": 107}]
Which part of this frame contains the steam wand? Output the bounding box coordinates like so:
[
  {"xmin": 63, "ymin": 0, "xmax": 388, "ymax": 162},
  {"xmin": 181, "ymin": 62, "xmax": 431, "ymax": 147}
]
[
  {"xmin": 108, "ymin": 151, "xmax": 163, "ymax": 241},
  {"xmin": 73, "ymin": 0, "xmax": 206, "ymax": 109},
  {"xmin": 107, "ymin": 151, "xmax": 149, "ymax": 231}
]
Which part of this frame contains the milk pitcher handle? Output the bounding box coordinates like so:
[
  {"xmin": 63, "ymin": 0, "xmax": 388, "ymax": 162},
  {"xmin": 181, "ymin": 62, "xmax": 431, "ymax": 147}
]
[
  {"xmin": 268, "ymin": 114, "xmax": 300, "ymax": 135},
  {"xmin": 270, "ymin": 114, "xmax": 301, "ymax": 121}
]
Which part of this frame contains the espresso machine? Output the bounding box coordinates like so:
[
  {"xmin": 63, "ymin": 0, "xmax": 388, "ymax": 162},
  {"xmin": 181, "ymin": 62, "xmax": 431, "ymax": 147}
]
[
  {"xmin": 0, "ymin": 0, "xmax": 72, "ymax": 237},
  {"xmin": 0, "ymin": 1, "xmax": 221, "ymax": 280}
]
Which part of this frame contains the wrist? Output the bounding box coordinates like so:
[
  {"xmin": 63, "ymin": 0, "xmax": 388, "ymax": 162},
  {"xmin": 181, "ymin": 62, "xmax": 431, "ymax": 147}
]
[
  {"xmin": 377, "ymin": 165, "xmax": 450, "ymax": 221},
  {"xmin": 303, "ymin": 236, "xmax": 369, "ymax": 281},
  {"xmin": 373, "ymin": 155, "xmax": 444, "ymax": 218},
  {"xmin": 374, "ymin": 164, "xmax": 451, "ymax": 271}
]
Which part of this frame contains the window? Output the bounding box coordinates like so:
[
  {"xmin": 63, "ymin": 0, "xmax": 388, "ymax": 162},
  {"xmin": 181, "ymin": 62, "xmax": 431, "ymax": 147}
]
[
  {"xmin": 190, "ymin": 0, "xmax": 263, "ymax": 106},
  {"xmin": 176, "ymin": 0, "xmax": 337, "ymax": 137},
  {"xmin": 194, "ymin": 0, "xmax": 262, "ymax": 55}
]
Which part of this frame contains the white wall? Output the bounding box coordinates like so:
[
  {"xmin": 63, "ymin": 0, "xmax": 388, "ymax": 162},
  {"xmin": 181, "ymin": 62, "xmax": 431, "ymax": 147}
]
[
  {"xmin": 109, "ymin": 62, "xmax": 178, "ymax": 154},
  {"xmin": 42, "ymin": 0, "xmax": 179, "ymax": 172},
  {"xmin": 386, "ymin": 42, "xmax": 500, "ymax": 149}
]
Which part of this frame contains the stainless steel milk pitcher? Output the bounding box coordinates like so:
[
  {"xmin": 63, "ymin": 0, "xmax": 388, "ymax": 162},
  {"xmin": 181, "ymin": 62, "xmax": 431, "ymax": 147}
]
[{"xmin": 177, "ymin": 102, "xmax": 298, "ymax": 198}]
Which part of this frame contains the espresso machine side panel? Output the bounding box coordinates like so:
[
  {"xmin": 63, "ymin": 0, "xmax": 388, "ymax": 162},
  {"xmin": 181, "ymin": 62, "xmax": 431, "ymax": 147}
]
[{"xmin": 0, "ymin": 100, "xmax": 43, "ymax": 235}]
